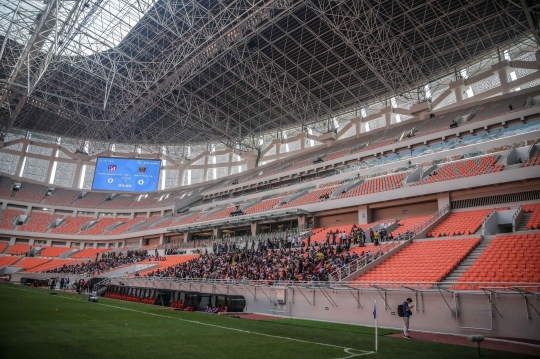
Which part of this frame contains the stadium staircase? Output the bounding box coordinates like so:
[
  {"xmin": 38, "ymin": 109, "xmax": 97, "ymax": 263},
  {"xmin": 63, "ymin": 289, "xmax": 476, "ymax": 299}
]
[
  {"xmin": 332, "ymin": 205, "xmax": 450, "ymax": 281},
  {"xmin": 516, "ymin": 212, "xmax": 533, "ymax": 232},
  {"xmin": 440, "ymin": 235, "xmax": 495, "ymax": 285}
]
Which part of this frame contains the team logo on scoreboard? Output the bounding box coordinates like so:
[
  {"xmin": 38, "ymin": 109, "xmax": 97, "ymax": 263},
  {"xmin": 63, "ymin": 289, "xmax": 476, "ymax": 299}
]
[
  {"xmin": 108, "ymin": 165, "xmax": 117, "ymax": 172},
  {"xmin": 138, "ymin": 166, "xmax": 147, "ymax": 173}
]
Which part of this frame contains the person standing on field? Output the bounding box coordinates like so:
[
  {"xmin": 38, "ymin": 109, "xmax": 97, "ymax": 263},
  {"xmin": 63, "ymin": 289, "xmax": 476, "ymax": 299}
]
[{"xmin": 403, "ymin": 298, "xmax": 414, "ymax": 339}]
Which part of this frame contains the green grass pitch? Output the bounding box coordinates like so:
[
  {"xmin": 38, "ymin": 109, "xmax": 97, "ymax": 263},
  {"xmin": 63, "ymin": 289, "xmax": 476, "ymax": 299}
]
[{"xmin": 0, "ymin": 283, "xmax": 532, "ymax": 359}]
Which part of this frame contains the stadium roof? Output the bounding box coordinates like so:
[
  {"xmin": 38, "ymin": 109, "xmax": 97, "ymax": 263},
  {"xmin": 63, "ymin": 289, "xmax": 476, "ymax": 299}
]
[{"xmin": 0, "ymin": 0, "xmax": 537, "ymax": 149}]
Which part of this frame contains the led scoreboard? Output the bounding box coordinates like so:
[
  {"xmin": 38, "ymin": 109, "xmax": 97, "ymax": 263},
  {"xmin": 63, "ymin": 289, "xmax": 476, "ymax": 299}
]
[{"xmin": 92, "ymin": 158, "xmax": 162, "ymax": 192}]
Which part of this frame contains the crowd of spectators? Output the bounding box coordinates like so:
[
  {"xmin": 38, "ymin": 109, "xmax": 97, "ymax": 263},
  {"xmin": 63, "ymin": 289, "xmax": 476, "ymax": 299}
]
[
  {"xmin": 43, "ymin": 249, "xmax": 152, "ymax": 275},
  {"xmin": 144, "ymin": 243, "xmax": 364, "ymax": 281}
]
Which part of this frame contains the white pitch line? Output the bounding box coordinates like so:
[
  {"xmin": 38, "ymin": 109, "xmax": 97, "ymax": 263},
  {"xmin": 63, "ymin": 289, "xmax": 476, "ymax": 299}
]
[{"xmin": 2, "ymin": 286, "xmax": 376, "ymax": 358}]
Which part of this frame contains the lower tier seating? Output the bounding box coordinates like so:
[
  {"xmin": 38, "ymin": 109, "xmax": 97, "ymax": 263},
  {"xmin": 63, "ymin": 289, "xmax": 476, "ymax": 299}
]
[
  {"xmin": 39, "ymin": 246, "xmax": 72, "ymax": 257},
  {"xmin": 0, "ymin": 255, "xmax": 21, "ymax": 268},
  {"xmin": 13, "ymin": 257, "xmax": 52, "ymax": 271},
  {"xmin": 392, "ymin": 216, "xmax": 429, "ymax": 237},
  {"xmin": 523, "ymin": 204, "xmax": 540, "ymax": 230},
  {"xmin": 355, "ymin": 238, "xmax": 480, "ymax": 284},
  {"xmin": 456, "ymin": 234, "xmax": 540, "ymax": 289},
  {"xmin": 427, "ymin": 209, "xmax": 492, "ymax": 237},
  {"xmin": 138, "ymin": 255, "xmax": 200, "ymax": 276},
  {"xmin": 29, "ymin": 259, "xmax": 86, "ymax": 272},
  {"xmin": 70, "ymin": 248, "xmax": 110, "ymax": 259},
  {"xmin": 7, "ymin": 243, "xmax": 32, "ymax": 255}
]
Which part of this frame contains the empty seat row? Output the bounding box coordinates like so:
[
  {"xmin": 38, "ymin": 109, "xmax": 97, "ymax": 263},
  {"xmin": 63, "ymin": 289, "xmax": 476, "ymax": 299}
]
[
  {"xmin": 355, "ymin": 238, "xmax": 480, "ymax": 283},
  {"xmin": 428, "ymin": 209, "xmax": 491, "ymax": 237},
  {"xmin": 456, "ymin": 234, "xmax": 540, "ymax": 289}
]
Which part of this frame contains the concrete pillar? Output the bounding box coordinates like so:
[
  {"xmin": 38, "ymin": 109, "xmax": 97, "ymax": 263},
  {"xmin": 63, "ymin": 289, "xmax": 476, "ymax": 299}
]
[
  {"xmin": 437, "ymin": 192, "xmax": 451, "ymax": 210},
  {"xmin": 355, "ymin": 122, "xmax": 361, "ymax": 138},
  {"xmin": 15, "ymin": 142, "xmax": 29, "ymax": 177},
  {"xmin": 158, "ymin": 233, "xmax": 165, "ymax": 245},
  {"xmin": 184, "ymin": 231, "xmax": 192, "ymax": 243},
  {"xmin": 212, "ymin": 227, "xmax": 222, "ymax": 239},
  {"xmin": 202, "ymin": 155, "xmax": 209, "ymax": 182},
  {"xmin": 497, "ymin": 67, "xmax": 510, "ymax": 94},
  {"xmin": 297, "ymin": 215, "xmax": 307, "ymax": 230},
  {"xmin": 384, "ymin": 112, "xmax": 391, "ymax": 128},
  {"xmin": 312, "ymin": 216, "xmax": 320, "ymax": 229},
  {"xmin": 45, "ymin": 150, "xmax": 57, "ymax": 184},
  {"xmin": 454, "ymin": 86, "xmax": 463, "ymax": 103},
  {"xmin": 358, "ymin": 204, "xmax": 371, "ymax": 225},
  {"xmin": 72, "ymin": 159, "xmax": 84, "ymax": 189},
  {"xmin": 250, "ymin": 222, "xmax": 261, "ymax": 236}
]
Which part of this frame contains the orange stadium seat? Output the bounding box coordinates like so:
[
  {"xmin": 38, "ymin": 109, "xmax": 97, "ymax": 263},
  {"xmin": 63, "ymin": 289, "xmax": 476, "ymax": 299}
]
[
  {"xmin": 0, "ymin": 255, "xmax": 21, "ymax": 268},
  {"xmin": 392, "ymin": 216, "xmax": 429, "ymax": 237},
  {"xmin": 137, "ymin": 254, "xmax": 200, "ymax": 276},
  {"xmin": 523, "ymin": 204, "xmax": 540, "ymax": 230},
  {"xmin": 102, "ymin": 217, "xmax": 148, "ymax": 235},
  {"xmin": 13, "ymin": 257, "xmax": 53, "ymax": 271},
  {"xmin": 0, "ymin": 209, "xmax": 23, "ymax": 230},
  {"xmin": 98, "ymin": 195, "xmax": 136, "ymax": 209},
  {"xmin": 50, "ymin": 216, "xmax": 94, "ymax": 235},
  {"xmin": 39, "ymin": 246, "xmax": 72, "ymax": 257},
  {"xmin": 28, "ymin": 259, "xmax": 86, "ymax": 272},
  {"xmin": 339, "ymin": 173, "xmax": 407, "ymax": 199},
  {"xmin": 456, "ymin": 234, "xmax": 540, "ymax": 289},
  {"xmin": 70, "ymin": 248, "xmax": 110, "ymax": 259},
  {"xmin": 18, "ymin": 212, "xmax": 62, "ymax": 233},
  {"xmin": 355, "ymin": 238, "xmax": 480, "ymax": 284},
  {"xmin": 7, "ymin": 243, "xmax": 32, "ymax": 255},
  {"xmin": 413, "ymin": 156, "xmax": 503, "ymax": 186},
  {"xmin": 427, "ymin": 210, "xmax": 491, "ymax": 237},
  {"xmin": 72, "ymin": 193, "xmax": 107, "ymax": 208},
  {"xmin": 0, "ymin": 242, "xmax": 8, "ymax": 254},
  {"xmin": 13, "ymin": 183, "xmax": 48, "ymax": 203},
  {"xmin": 42, "ymin": 188, "xmax": 79, "ymax": 206},
  {"xmin": 79, "ymin": 218, "xmax": 126, "ymax": 235}
]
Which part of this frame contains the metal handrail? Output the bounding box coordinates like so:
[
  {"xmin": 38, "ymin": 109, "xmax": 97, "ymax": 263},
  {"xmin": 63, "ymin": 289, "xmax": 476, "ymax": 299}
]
[
  {"xmin": 108, "ymin": 276, "xmax": 540, "ymax": 293},
  {"xmin": 330, "ymin": 205, "xmax": 449, "ymax": 281},
  {"xmin": 511, "ymin": 205, "xmax": 523, "ymax": 232}
]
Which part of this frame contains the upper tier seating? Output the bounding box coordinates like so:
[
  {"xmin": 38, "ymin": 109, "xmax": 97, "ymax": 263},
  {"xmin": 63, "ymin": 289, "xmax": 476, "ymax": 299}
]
[
  {"xmin": 78, "ymin": 218, "xmax": 125, "ymax": 235},
  {"xmin": 0, "ymin": 177, "xmax": 14, "ymax": 199},
  {"xmin": 281, "ymin": 186, "xmax": 339, "ymax": 208},
  {"xmin": 523, "ymin": 204, "xmax": 540, "ymax": 230},
  {"xmin": 413, "ymin": 156, "xmax": 503, "ymax": 186},
  {"xmin": 174, "ymin": 212, "xmax": 204, "ymax": 226},
  {"xmin": 72, "ymin": 192, "xmax": 107, "ymax": 208},
  {"xmin": 0, "ymin": 242, "xmax": 8, "ymax": 253},
  {"xmin": 202, "ymin": 206, "xmax": 237, "ymax": 221},
  {"xmin": 70, "ymin": 248, "xmax": 109, "ymax": 259},
  {"xmin": 13, "ymin": 257, "xmax": 52, "ymax": 271},
  {"xmin": 138, "ymin": 254, "xmax": 200, "ymax": 276},
  {"xmin": 523, "ymin": 148, "xmax": 540, "ymax": 167},
  {"xmin": 7, "ymin": 243, "xmax": 32, "ymax": 255},
  {"xmin": 427, "ymin": 209, "xmax": 492, "ymax": 237},
  {"xmin": 244, "ymin": 197, "xmax": 284, "ymax": 214},
  {"xmin": 126, "ymin": 216, "xmax": 161, "ymax": 232},
  {"xmin": 39, "ymin": 246, "xmax": 72, "ymax": 257},
  {"xmin": 28, "ymin": 259, "xmax": 86, "ymax": 272},
  {"xmin": 42, "ymin": 188, "xmax": 79, "ymax": 207},
  {"xmin": 101, "ymin": 217, "xmax": 148, "ymax": 235},
  {"xmin": 0, "ymin": 255, "xmax": 21, "ymax": 268},
  {"xmin": 338, "ymin": 173, "xmax": 407, "ymax": 199},
  {"xmin": 0, "ymin": 209, "xmax": 23, "ymax": 230},
  {"xmin": 392, "ymin": 216, "xmax": 429, "ymax": 237},
  {"xmin": 355, "ymin": 238, "xmax": 480, "ymax": 284},
  {"xmin": 128, "ymin": 195, "xmax": 158, "ymax": 209},
  {"xmin": 98, "ymin": 195, "xmax": 136, "ymax": 209},
  {"xmin": 13, "ymin": 183, "xmax": 47, "ymax": 203},
  {"xmin": 456, "ymin": 234, "xmax": 540, "ymax": 289},
  {"xmin": 17, "ymin": 212, "xmax": 62, "ymax": 233},
  {"xmin": 50, "ymin": 216, "xmax": 93, "ymax": 235}
]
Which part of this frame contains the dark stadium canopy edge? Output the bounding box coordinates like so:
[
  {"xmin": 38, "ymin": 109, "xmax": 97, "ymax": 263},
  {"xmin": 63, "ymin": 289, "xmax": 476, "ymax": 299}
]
[{"xmin": 0, "ymin": 0, "xmax": 534, "ymax": 148}]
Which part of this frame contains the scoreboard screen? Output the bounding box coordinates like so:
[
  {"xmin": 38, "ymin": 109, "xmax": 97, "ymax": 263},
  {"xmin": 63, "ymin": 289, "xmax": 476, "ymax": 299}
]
[{"xmin": 92, "ymin": 157, "xmax": 161, "ymax": 192}]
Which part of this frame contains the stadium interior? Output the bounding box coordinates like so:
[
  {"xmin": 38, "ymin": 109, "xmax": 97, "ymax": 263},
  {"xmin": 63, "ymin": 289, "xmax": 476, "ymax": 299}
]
[{"xmin": 0, "ymin": 0, "xmax": 540, "ymax": 356}]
